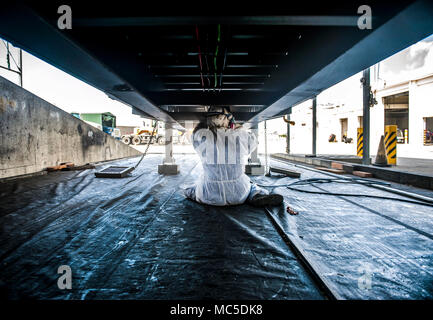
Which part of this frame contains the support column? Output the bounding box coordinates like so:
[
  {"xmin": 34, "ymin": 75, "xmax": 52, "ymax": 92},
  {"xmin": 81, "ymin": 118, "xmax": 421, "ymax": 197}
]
[
  {"xmin": 158, "ymin": 122, "xmax": 179, "ymax": 175},
  {"xmin": 245, "ymin": 123, "xmax": 265, "ymax": 175},
  {"xmin": 250, "ymin": 125, "xmax": 259, "ymax": 163},
  {"xmin": 19, "ymin": 49, "xmax": 23, "ymax": 87},
  {"xmin": 312, "ymin": 97, "xmax": 317, "ymax": 156},
  {"xmin": 286, "ymin": 114, "xmax": 291, "ymax": 154},
  {"xmin": 362, "ymin": 68, "xmax": 371, "ymax": 165}
]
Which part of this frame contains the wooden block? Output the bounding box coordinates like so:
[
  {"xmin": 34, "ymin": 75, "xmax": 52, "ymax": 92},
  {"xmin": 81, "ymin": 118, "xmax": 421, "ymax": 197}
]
[
  {"xmin": 60, "ymin": 162, "xmax": 75, "ymax": 168},
  {"xmin": 314, "ymin": 166, "xmax": 345, "ymax": 174},
  {"xmin": 60, "ymin": 162, "xmax": 75, "ymax": 170},
  {"xmin": 46, "ymin": 164, "xmax": 67, "ymax": 172},
  {"xmin": 269, "ymin": 166, "xmax": 301, "ymax": 178},
  {"xmin": 331, "ymin": 162, "xmax": 344, "ymax": 170},
  {"xmin": 353, "ymin": 171, "xmax": 373, "ymax": 178}
]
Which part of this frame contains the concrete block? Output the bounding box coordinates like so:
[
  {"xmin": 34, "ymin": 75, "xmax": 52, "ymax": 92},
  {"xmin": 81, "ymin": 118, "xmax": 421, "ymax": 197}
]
[
  {"xmin": 331, "ymin": 162, "xmax": 344, "ymax": 170},
  {"xmin": 314, "ymin": 166, "xmax": 345, "ymax": 174},
  {"xmin": 312, "ymin": 159, "xmax": 322, "ymax": 166},
  {"xmin": 0, "ymin": 76, "xmax": 141, "ymax": 179},
  {"xmin": 269, "ymin": 166, "xmax": 300, "ymax": 178},
  {"xmin": 320, "ymin": 159, "xmax": 333, "ymax": 168},
  {"xmin": 352, "ymin": 171, "xmax": 373, "ymax": 178},
  {"xmin": 245, "ymin": 164, "xmax": 265, "ymax": 175},
  {"xmin": 158, "ymin": 164, "xmax": 179, "ymax": 175}
]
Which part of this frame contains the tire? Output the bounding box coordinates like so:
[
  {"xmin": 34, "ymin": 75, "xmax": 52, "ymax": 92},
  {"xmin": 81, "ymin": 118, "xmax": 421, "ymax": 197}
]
[
  {"xmin": 132, "ymin": 136, "xmax": 141, "ymax": 145},
  {"xmin": 157, "ymin": 136, "xmax": 165, "ymax": 145},
  {"xmin": 122, "ymin": 136, "xmax": 131, "ymax": 145}
]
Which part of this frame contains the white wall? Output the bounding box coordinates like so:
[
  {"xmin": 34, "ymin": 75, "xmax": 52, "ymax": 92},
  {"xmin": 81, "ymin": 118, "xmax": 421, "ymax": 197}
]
[
  {"xmin": 372, "ymin": 76, "xmax": 433, "ymax": 160},
  {"xmin": 289, "ymin": 75, "xmax": 433, "ymax": 159}
]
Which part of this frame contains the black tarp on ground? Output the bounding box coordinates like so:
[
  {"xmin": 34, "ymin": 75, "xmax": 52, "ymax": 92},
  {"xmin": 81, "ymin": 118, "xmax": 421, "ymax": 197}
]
[
  {"xmin": 258, "ymin": 160, "xmax": 433, "ymax": 300},
  {"xmin": 0, "ymin": 155, "xmax": 323, "ymax": 300},
  {"xmin": 1, "ymin": 154, "xmax": 433, "ymax": 300}
]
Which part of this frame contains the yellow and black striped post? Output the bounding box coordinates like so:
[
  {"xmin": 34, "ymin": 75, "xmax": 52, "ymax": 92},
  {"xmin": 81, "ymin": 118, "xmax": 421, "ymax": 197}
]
[
  {"xmin": 357, "ymin": 128, "xmax": 363, "ymax": 157},
  {"xmin": 384, "ymin": 125, "xmax": 397, "ymax": 165}
]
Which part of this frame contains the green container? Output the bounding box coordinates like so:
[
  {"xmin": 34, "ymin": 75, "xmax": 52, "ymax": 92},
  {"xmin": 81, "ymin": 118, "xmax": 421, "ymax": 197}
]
[{"xmin": 76, "ymin": 112, "xmax": 116, "ymax": 128}]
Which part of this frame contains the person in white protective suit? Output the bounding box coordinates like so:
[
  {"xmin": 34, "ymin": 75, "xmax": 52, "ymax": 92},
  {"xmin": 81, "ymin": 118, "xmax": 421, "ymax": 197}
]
[{"xmin": 184, "ymin": 108, "xmax": 283, "ymax": 207}]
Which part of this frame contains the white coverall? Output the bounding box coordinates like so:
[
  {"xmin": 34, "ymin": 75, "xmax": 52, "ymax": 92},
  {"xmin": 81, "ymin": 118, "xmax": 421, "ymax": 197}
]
[{"xmin": 184, "ymin": 127, "xmax": 268, "ymax": 206}]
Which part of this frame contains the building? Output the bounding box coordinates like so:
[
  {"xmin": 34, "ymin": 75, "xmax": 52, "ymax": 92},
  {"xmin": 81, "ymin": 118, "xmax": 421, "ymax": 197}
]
[
  {"xmin": 371, "ymin": 72, "xmax": 433, "ymax": 159},
  {"xmin": 288, "ymin": 34, "xmax": 433, "ymax": 160}
]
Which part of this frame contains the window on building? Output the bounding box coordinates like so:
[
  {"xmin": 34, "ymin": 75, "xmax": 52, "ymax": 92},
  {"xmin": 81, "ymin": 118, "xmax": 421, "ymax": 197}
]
[
  {"xmin": 384, "ymin": 92, "xmax": 409, "ymax": 144},
  {"xmin": 424, "ymin": 117, "xmax": 433, "ymax": 146}
]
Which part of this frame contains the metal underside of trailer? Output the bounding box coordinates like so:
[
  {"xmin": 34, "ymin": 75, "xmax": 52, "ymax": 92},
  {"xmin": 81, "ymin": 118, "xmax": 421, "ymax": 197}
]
[{"xmin": 1, "ymin": 1, "xmax": 433, "ymax": 128}]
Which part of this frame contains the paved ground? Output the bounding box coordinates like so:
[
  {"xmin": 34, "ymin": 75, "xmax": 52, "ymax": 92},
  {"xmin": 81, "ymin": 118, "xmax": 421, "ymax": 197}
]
[
  {"xmin": 285, "ymin": 153, "xmax": 433, "ymax": 177},
  {"xmin": 379, "ymin": 157, "xmax": 433, "ymax": 176},
  {"xmin": 1, "ymin": 154, "xmax": 432, "ymax": 299}
]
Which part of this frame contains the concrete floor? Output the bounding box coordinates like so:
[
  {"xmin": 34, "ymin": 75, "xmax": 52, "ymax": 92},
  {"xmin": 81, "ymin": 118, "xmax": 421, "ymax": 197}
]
[
  {"xmin": 378, "ymin": 157, "xmax": 433, "ymax": 176},
  {"xmin": 1, "ymin": 154, "xmax": 432, "ymax": 299}
]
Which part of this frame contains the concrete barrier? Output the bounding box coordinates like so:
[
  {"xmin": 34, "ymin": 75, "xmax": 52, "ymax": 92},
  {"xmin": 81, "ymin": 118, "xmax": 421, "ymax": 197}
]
[
  {"xmin": 0, "ymin": 76, "xmax": 141, "ymax": 179},
  {"xmin": 271, "ymin": 153, "xmax": 433, "ymax": 190}
]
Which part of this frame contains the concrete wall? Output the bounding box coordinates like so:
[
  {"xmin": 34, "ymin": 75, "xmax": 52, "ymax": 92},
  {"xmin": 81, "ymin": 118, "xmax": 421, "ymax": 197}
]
[
  {"xmin": 288, "ymin": 99, "xmax": 362, "ymax": 156},
  {"xmin": 0, "ymin": 76, "xmax": 141, "ymax": 179}
]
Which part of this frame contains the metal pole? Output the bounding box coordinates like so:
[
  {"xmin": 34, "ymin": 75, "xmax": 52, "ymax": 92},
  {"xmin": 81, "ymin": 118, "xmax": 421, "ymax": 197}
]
[
  {"xmin": 286, "ymin": 114, "xmax": 290, "ymax": 154},
  {"xmin": 312, "ymin": 97, "xmax": 317, "ymax": 156},
  {"xmin": 6, "ymin": 42, "xmax": 10, "ymax": 69},
  {"xmin": 19, "ymin": 49, "xmax": 23, "ymax": 87},
  {"xmin": 362, "ymin": 68, "xmax": 371, "ymax": 165}
]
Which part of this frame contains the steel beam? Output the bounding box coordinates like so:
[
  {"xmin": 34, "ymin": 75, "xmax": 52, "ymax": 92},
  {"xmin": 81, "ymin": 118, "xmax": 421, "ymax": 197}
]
[
  {"xmin": 247, "ymin": 0, "xmax": 433, "ymax": 124},
  {"xmin": 169, "ymin": 112, "xmax": 259, "ymax": 122},
  {"xmin": 144, "ymin": 91, "xmax": 274, "ymax": 106},
  {"xmin": 0, "ymin": 4, "xmax": 179, "ymax": 125},
  {"xmin": 74, "ymin": 16, "xmax": 360, "ymax": 27}
]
